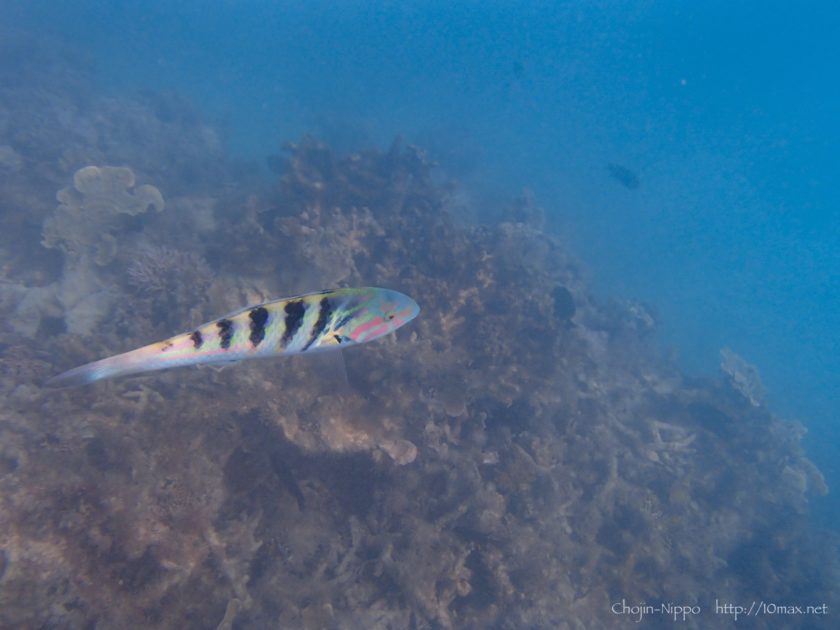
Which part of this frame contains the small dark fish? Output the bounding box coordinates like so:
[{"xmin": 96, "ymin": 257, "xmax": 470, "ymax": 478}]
[{"xmin": 607, "ymin": 163, "xmax": 640, "ymax": 190}]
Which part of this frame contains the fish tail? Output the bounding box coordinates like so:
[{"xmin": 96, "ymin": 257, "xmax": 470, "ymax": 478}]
[
  {"xmin": 45, "ymin": 357, "xmax": 120, "ymax": 387},
  {"xmin": 45, "ymin": 346, "xmax": 156, "ymax": 388}
]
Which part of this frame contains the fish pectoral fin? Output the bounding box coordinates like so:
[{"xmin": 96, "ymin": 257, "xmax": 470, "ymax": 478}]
[{"xmin": 304, "ymin": 350, "xmax": 352, "ymax": 395}]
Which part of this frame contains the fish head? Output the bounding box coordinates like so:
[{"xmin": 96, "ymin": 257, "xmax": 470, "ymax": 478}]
[{"xmin": 341, "ymin": 288, "xmax": 420, "ymax": 344}]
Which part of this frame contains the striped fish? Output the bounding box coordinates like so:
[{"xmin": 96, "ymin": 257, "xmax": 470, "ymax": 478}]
[{"xmin": 46, "ymin": 287, "xmax": 420, "ymax": 388}]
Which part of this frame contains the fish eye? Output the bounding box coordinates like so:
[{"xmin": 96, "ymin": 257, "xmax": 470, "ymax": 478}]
[{"xmin": 386, "ymin": 313, "xmax": 395, "ymax": 321}]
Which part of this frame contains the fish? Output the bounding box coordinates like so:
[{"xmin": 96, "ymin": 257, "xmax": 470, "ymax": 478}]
[
  {"xmin": 607, "ymin": 163, "xmax": 640, "ymax": 190},
  {"xmin": 46, "ymin": 287, "xmax": 420, "ymax": 388}
]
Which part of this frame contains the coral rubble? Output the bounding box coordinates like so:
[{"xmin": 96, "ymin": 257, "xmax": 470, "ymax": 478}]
[{"xmin": 0, "ymin": 38, "xmax": 837, "ymax": 630}]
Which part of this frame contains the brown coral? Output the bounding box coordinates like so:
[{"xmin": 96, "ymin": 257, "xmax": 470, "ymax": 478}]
[{"xmin": 43, "ymin": 165, "xmax": 164, "ymax": 264}]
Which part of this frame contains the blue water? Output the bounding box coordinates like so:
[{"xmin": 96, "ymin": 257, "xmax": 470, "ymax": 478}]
[{"xmin": 11, "ymin": 0, "xmax": 838, "ymax": 532}]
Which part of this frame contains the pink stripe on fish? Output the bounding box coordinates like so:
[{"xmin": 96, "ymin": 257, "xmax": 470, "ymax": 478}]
[
  {"xmin": 351, "ymin": 316, "xmax": 387, "ymax": 342},
  {"xmin": 364, "ymin": 324, "xmax": 390, "ymax": 342}
]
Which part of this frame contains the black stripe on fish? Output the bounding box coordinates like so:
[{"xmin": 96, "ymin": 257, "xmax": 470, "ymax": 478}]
[
  {"xmin": 217, "ymin": 318, "xmax": 234, "ymax": 350},
  {"xmin": 281, "ymin": 300, "xmax": 306, "ymax": 347},
  {"xmin": 190, "ymin": 330, "xmax": 203, "ymax": 349},
  {"xmin": 333, "ymin": 311, "xmax": 355, "ymax": 331},
  {"xmin": 302, "ymin": 297, "xmax": 332, "ymax": 351},
  {"xmin": 248, "ymin": 306, "xmax": 269, "ymax": 347}
]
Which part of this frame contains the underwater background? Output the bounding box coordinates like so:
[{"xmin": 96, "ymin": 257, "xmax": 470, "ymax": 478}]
[{"xmin": 1, "ymin": 1, "xmax": 838, "ymax": 628}]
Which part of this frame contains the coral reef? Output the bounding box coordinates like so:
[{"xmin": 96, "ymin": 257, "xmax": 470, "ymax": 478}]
[
  {"xmin": 127, "ymin": 245, "xmax": 213, "ymax": 328},
  {"xmin": 720, "ymin": 346, "xmax": 767, "ymax": 407},
  {"xmin": 0, "ymin": 38, "xmax": 838, "ymax": 629},
  {"xmin": 30, "ymin": 164, "xmax": 167, "ymax": 336},
  {"xmin": 43, "ymin": 165, "xmax": 165, "ymax": 265}
]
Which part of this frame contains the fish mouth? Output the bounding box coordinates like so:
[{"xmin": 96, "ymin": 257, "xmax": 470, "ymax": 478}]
[
  {"xmin": 390, "ymin": 290, "xmax": 420, "ymax": 323},
  {"xmin": 404, "ymin": 295, "xmax": 421, "ymax": 320}
]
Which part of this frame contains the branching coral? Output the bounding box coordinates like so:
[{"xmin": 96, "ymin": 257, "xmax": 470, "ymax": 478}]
[{"xmin": 126, "ymin": 244, "xmax": 213, "ymax": 327}]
